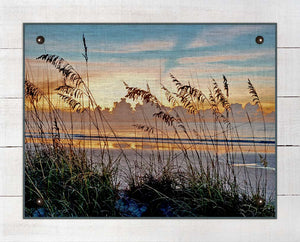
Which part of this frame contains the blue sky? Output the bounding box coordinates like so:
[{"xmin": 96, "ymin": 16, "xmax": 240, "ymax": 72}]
[{"xmin": 24, "ymin": 24, "xmax": 276, "ymax": 111}]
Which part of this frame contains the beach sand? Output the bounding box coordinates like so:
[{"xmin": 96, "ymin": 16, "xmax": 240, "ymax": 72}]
[{"xmin": 84, "ymin": 146, "xmax": 276, "ymax": 200}]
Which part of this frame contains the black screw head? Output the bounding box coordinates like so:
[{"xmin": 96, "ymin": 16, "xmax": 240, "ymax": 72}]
[
  {"xmin": 36, "ymin": 36, "xmax": 45, "ymax": 45},
  {"xmin": 256, "ymin": 36, "xmax": 264, "ymax": 44},
  {"xmin": 255, "ymin": 197, "xmax": 265, "ymax": 207},
  {"xmin": 36, "ymin": 197, "xmax": 44, "ymax": 207}
]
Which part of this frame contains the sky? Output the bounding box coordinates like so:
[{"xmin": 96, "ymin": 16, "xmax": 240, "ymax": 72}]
[{"xmin": 24, "ymin": 24, "xmax": 276, "ymax": 113}]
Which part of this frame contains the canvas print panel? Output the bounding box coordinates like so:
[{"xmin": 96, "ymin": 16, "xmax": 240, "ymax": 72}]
[{"xmin": 24, "ymin": 24, "xmax": 276, "ymax": 217}]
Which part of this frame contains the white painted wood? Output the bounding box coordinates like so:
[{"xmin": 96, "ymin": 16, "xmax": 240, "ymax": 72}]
[
  {"xmin": 278, "ymin": 147, "xmax": 300, "ymax": 195},
  {"xmin": 0, "ymin": 99, "xmax": 22, "ymax": 147},
  {"xmin": 0, "ymin": 148, "xmax": 22, "ymax": 196},
  {"xmin": 0, "ymin": 49, "xmax": 23, "ymax": 98},
  {"xmin": 0, "ymin": 48, "xmax": 299, "ymax": 98},
  {"xmin": 0, "ymin": 196, "xmax": 299, "ymax": 242},
  {"xmin": 278, "ymin": 98, "xmax": 300, "ymax": 145},
  {"xmin": 0, "ymin": 0, "xmax": 299, "ymax": 48},
  {"xmin": 278, "ymin": 49, "xmax": 300, "ymax": 97}
]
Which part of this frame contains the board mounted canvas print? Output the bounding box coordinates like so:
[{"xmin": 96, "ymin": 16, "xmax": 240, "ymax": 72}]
[{"xmin": 24, "ymin": 24, "xmax": 276, "ymax": 218}]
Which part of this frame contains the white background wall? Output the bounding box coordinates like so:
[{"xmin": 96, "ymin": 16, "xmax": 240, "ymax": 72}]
[{"xmin": 0, "ymin": 0, "xmax": 299, "ymax": 241}]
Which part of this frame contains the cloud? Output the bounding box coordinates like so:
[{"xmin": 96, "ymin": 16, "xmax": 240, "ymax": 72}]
[
  {"xmin": 91, "ymin": 40, "xmax": 175, "ymax": 54},
  {"xmin": 177, "ymin": 50, "xmax": 273, "ymax": 64},
  {"xmin": 26, "ymin": 57, "xmax": 167, "ymax": 80},
  {"xmin": 187, "ymin": 25, "xmax": 265, "ymax": 49},
  {"xmin": 26, "ymin": 57, "xmax": 167, "ymax": 110},
  {"xmin": 168, "ymin": 63, "xmax": 274, "ymax": 80},
  {"xmin": 186, "ymin": 39, "xmax": 213, "ymax": 49},
  {"xmin": 105, "ymin": 99, "xmax": 275, "ymax": 124},
  {"xmin": 36, "ymin": 99, "xmax": 274, "ymax": 128}
]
